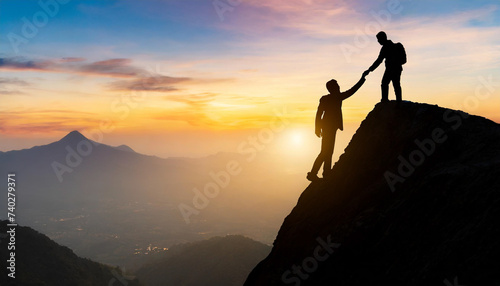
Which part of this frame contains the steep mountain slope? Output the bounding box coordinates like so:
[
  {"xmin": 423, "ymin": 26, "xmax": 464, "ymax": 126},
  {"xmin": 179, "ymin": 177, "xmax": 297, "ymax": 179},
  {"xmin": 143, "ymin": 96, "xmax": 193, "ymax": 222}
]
[
  {"xmin": 136, "ymin": 235, "xmax": 271, "ymax": 286},
  {"xmin": 245, "ymin": 101, "xmax": 500, "ymax": 285},
  {"xmin": 0, "ymin": 220, "xmax": 140, "ymax": 286}
]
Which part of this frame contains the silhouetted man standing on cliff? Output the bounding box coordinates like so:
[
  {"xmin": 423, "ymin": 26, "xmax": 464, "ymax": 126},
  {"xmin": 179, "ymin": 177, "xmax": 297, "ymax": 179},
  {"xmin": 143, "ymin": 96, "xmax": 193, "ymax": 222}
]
[
  {"xmin": 307, "ymin": 71, "xmax": 368, "ymax": 181},
  {"xmin": 365, "ymin": 31, "xmax": 406, "ymax": 103}
]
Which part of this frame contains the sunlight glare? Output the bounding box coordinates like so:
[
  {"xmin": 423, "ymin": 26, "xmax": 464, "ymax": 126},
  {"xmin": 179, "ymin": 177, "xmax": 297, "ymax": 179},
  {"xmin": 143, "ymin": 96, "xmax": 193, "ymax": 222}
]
[{"xmin": 290, "ymin": 131, "xmax": 304, "ymax": 147}]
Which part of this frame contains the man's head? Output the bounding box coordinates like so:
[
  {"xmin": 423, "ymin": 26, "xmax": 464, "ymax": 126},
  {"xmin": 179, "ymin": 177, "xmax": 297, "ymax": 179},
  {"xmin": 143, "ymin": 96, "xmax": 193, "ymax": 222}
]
[
  {"xmin": 326, "ymin": 79, "xmax": 340, "ymax": 94},
  {"xmin": 376, "ymin": 31, "xmax": 388, "ymax": 45}
]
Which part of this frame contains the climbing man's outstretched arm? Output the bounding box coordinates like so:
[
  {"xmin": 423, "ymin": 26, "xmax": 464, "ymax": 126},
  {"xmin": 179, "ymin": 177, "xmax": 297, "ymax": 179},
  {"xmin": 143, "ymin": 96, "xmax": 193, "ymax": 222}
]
[
  {"xmin": 341, "ymin": 75, "xmax": 366, "ymax": 100},
  {"xmin": 315, "ymin": 101, "xmax": 324, "ymax": 137}
]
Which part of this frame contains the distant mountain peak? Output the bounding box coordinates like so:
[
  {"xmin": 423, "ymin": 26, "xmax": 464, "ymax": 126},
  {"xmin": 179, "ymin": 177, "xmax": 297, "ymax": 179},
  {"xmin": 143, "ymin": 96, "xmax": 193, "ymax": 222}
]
[{"xmin": 60, "ymin": 130, "xmax": 88, "ymax": 142}]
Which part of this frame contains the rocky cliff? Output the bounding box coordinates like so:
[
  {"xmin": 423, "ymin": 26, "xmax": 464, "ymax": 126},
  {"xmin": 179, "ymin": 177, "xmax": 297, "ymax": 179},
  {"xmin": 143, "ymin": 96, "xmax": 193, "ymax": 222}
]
[{"xmin": 245, "ymin": 101, "xmax": 500, "ymax": 285}]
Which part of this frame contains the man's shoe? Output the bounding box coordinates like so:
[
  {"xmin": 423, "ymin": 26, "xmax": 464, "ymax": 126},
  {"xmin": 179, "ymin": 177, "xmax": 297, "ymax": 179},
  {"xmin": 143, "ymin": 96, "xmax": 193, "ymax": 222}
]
[
  {"xmin": 307, "ymin": 172, "xmax": 320, "ymax": 181},
  {"xmin": 381, "ymin": 98, "xmax": 389, "ymax": 103}
]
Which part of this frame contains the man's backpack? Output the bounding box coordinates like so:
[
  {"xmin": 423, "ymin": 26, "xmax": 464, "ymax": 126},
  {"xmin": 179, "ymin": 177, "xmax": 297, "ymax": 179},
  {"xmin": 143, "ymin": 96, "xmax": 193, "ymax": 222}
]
[{"xmin": 394, "ymin": 42, "xmax": 407, "ymax": 65}]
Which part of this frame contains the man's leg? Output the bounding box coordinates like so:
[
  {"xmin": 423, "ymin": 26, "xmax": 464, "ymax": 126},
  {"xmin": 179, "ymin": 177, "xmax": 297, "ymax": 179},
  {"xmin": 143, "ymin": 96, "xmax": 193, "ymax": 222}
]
[
  {"xmin": 310, "ymin": 136, "xmax": 327, "ymax": 176},
  {"xmin": 381, "ymin": 70, "xmax": 391, "ymax": 102},
  {"xmin": 321, "ymin": 129, "xmax": 336, "ymax": 177},
  {"xmin": 310, "ymin": 152, "xmax": 324, "ymax": 176},
  {"xmin": 392, "ymin": 68, "xmax": 403, "ymax": 102}
]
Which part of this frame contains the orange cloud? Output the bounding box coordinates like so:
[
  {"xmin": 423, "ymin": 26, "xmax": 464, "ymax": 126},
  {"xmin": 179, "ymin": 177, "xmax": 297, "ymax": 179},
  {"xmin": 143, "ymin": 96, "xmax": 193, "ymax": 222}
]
[
  {"xmin": 0, "ymin": 109, "xmax": 100, "ymax": 135},
  {"xmin": 109, "ymin": 76, "xmax": 191, "ymax": 92}
]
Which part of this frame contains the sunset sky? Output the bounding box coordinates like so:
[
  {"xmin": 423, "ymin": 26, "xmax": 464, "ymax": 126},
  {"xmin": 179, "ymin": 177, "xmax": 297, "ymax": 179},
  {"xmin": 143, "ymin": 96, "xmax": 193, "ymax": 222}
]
[{"xmin": 1, "ymin": 0, "xmax": 499, "ymax": 158}]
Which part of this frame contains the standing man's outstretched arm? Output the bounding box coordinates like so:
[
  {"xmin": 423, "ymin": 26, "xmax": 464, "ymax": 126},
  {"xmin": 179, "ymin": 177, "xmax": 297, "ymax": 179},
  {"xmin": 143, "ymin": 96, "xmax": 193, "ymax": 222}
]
[
  {"xmin": 365, "ymin": 47, "xmax": 385, "ymax": 76},
  {"xmin": 368, "ymin": 49, "xmax": 384, "ymax": 72}
]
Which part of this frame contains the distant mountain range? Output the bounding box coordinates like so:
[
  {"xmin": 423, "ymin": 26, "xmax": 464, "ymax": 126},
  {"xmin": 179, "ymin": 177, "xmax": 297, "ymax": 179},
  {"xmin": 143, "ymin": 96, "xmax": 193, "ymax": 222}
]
[
  {"xmin": 0, "ymin": 220, "xmax": 140, "ymax": 286},
  {"xmin": 0, "ymin": 219, "xmax": 268, "ymax": 286},
  {"xmin": 245, "ymin": 102, "xmax": 500, "ymax": 285},
  {"xmin": 136, "ymin": 235, "xmax": 271, "ymax": 286},
  {"xmin": 0, "ymin": 130, "xmax": 305, "ymax": 268}
]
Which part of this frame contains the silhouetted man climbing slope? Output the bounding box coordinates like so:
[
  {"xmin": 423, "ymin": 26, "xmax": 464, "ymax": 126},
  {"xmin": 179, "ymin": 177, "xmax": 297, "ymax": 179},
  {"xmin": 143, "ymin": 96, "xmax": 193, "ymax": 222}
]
[
  {"xmin": 365, "ymin": 31, "xmax": 406, "ymax": 103},
  {"xmin": 307, "ymin": 71, "xmax": 368, "ymax": 181}
]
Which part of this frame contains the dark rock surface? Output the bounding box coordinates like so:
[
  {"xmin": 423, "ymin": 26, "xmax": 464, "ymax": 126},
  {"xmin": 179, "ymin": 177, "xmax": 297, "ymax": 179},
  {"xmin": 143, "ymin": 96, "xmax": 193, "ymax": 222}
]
[{"xmin": 245, "ymin": 101, "xmax": 500, "ymax": 285}]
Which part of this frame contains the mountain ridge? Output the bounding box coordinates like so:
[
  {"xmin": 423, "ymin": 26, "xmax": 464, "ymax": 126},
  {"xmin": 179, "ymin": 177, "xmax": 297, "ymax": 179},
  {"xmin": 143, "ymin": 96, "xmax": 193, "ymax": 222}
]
[
  {"xmin": 245, "ymin": 101, "xmax": 500, "ymax": 285},
  {"xmin": 136, "ymin": 235, "xmax": 271, "ymax": 286},
  {"xmin": 3, "ymin": 130, "xmax": 145, "ymax": 158},
  {"xmin": 0, "ymin": 220, "xmax": 140, "ymax": 286}
]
